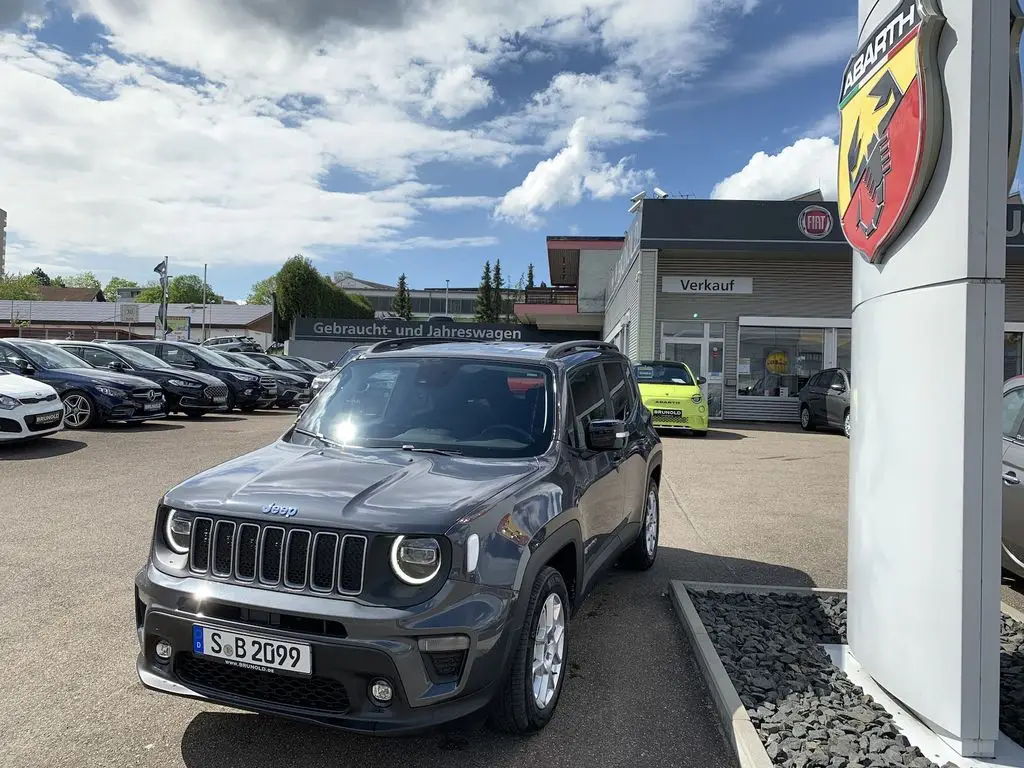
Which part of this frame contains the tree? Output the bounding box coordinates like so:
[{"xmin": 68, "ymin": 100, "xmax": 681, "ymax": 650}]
[
  {"xmin": 104, "ymin": 277, "xmax": 139, "ymax": 297},
  {"xmin": 0, "ymin": 273, "xmax": 42, "ymax": 300},
  {"xmin": 168, "ymin": 274, "xmax": 223, "ymax": 304},
  {"xmin": 490, "ymin": 260, "xmax": 504, "ymax": 324},
  {"xmin": 31, "ymin": 268, "xmax": 51, "ymax": 286},
  {"xmin": 274, "ymin": 254, "xmax": 372, "ymax": 340},
  {"xmin": 59, "ymin": 271, "xmax": 101, "ymax": 290},
  {"xmin": 247, "ymin": 275, "xmax": 277, "ymax": 305},
  {"xmin": 51, "ymin": 275, "xmax": 66, "ymax": 287},
  {"xmin": 135, "ymin": 281, "xmax": 163, "ymax": 303},
  {"xmin": 526, "ymin": 263, "xmax": 535, "ymax": 290},
  {"xmin": 475, "ymin": 261, "xmax": 493, "ymax": 322},
  {"xmin": 391, "ymin": 273, "xmax": 413, "ymax": 320}
]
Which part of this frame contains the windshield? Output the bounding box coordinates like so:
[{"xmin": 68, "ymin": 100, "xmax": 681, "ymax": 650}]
[
  {"xmin": 292, "ymin": 356, "xmax": 554, "ymax": 458},
  {"xmin": 15, "ymin": 342, "xmax": 93, "ymax": 370},
  {"xmin": 114, "ymin": 345, "xmax": 170, "ymax": 369},
  {"xmin": 301, "ymin": 358, "xmax": 328, "ymax": 372},
  {"xmin": 334, "ymin": 346, "xmax": 370, "ymax": 370},
  {"xmin": 191, "ymin": 345, "xmax": 243, "ymax": 368},
  {"xmin": 228, "ymin": 354, "xmax": 268, "ymax": 370},
  {"xmin": 263, "ymin": 355, "xmax": 300, "ymax": 370},
  {"xmin": 634, "ymin": 362, "xmax": 695, "ymax": 386}
]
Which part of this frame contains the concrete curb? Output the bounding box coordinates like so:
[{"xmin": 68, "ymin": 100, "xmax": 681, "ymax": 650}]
[
  {"xmin": 669, "ymin": 581, "xmax": 774, "ymax": 768},
  {"xmin": 1004, "ymin": 600, "xmax": 1024, "ymax": 625},
  {"xmin": 679, "ymin": 580, "xmax": 847, "ymax": 597}
]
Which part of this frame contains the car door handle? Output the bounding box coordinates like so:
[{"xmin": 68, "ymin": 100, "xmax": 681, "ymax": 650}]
[{"xmin": 1005, "ymin": 471, "xmax": 1021, "ymax": 486}]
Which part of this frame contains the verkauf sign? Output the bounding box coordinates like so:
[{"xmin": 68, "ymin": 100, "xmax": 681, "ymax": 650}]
[
  {"xmin": 292, "ymin": 318, "xmax": 595, "ymax": 343},
  {"xmin": 662, "ymin": 276, "xmax": 753, "ymax": 295}
]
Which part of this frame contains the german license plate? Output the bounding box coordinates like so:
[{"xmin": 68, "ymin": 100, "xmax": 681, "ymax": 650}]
[
  {"xmin": 144, "ymin": 401, "xmax": 162, "ymax": 412},
  {"xmin": 653, "ymin": 409, "xmax": 683, "ymax": 418},
  {"xmin": 34, "ymin": 410, "xmax": 63, "ymax": 425},
  {"xmin": 192, "ymin": 625, "xmax": 312, "ymax": 676},
  {"xmin": 212, "ymin": 396, "xmax": 226, "ymax": 404}
]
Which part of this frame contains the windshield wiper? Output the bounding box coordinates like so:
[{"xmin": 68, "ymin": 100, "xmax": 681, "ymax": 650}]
[
  {"xmin": 293, "ymin": 427, "xmax": 344, "ymax": 449},
  {"xmin": 399, "ymin": 444, "xmax": 463, "ymax": 456}
]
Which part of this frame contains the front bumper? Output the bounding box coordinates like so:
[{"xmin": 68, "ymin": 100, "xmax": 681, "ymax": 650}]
[
  {"xmin": 172, "ymin": 385, "xmax": 230, "ymax": 412},
  {"xmin": 134, "ymin": 564, "xmax": 518, "ymax": 734},
  {"xmin": 0, "ymin": 400, "xmax": 64, "ymax": 440},
  {"xmin": 102, "ymin": 397, "xmax": 168, "ymax": 422},
  {"xmin": 645, "ymin": 401, "xmax": 709, "ymax": 431}
]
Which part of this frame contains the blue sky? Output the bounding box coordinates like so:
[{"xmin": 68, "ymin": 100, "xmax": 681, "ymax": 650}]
[{"xmin": 1, "ymin": 0, "xmax": 858, "ymax": 300}]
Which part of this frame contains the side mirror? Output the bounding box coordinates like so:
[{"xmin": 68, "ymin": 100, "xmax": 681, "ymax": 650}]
[
  {"xmin": 697, "ymin": 376, "xmax": 707, "ymax": 385},
  {"xmin": 297, "ymin": 404, "xmax": 308, "ymax": 417},
  {"xmin": 830, "ymin": 382, "xmax": 845, "ymax": 391},
  {"xmin": 586, "ymin": 419, "xmax": 628, "ymax": 451},
  {"xmin": 107, "ymin": 360, "xmax": 127, "ymax": 372},
  {"xmin": 13, "ymin": 358, "xmax": 34, "ymax": 376}
]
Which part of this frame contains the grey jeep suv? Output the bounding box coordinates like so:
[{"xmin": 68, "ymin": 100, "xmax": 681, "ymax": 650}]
[{"xmin": 134, "ymin": 339, "xmax": 663, "ymax": 734}]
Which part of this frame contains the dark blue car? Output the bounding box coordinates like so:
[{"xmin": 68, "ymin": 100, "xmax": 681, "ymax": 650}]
[{"xmin": 0, "ymin": 339, "xmax": 167, "ymax": 430}]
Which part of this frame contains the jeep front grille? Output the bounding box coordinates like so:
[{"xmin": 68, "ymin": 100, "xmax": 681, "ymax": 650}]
[{"xmin": 188, "ymin": 517, "xmax": 366, "ymax": 598}]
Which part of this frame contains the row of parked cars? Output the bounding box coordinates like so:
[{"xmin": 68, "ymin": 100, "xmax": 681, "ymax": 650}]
[{"xmin": 0, "ymin": 335, "xmax": 337, "ymax": 441}]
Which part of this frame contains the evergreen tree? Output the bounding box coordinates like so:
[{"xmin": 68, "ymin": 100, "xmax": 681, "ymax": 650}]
[
  {"xmin": 526, "ymin": 263, "xmax": 535, "ymax": 290},
  {"xmin": 475, "ymin": 261, "xmax": 493, "ymax": 322},
  {"xmin": 30, "ymin": 268, "xmax": 51, "ymax": 286},
  {"xmin": 391, "ymin": 273, "xmax": 413, "ymax": 320},
  {"xmin": 491, "ymin": 260, "xmax": 504, "ymax": 323}
]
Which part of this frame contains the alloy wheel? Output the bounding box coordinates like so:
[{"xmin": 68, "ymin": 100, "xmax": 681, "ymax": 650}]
[
  {"xmin": 531, "ymin": 593, "xmax": 566, "ymax": 710},
  {"xmin": 844, "ymin": 412, "xmax": 851, "ymax": 438},
  {"xmin": 800, "ymin": 407, "xmax": 810, "ymax": 428},
  {"xmin": 63, "ymin": 394, "xmax": 92, "ymax": 428},
  {"xmin": 645, "ymin": 487, "xmax": 659, "ymax": 557}
]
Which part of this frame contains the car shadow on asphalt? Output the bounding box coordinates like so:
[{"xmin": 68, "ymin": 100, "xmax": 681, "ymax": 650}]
[
  {"xmin": 165, "ymin": 415, "xmax": 248, "ymax": 423},
  {"xmin": 174, "ymin": 547, "xmax": 810, "ymax": 768},
  {"xmin": 93, "ymin": 421, "xmax": 185, "ymax": 432},
  {"xmin": 658, "ymin": 429, "xmax": 747, "ymax": 441},
  {"xmin": 0, "ymin": 436, "xmax": 86, "ymax": 460}
]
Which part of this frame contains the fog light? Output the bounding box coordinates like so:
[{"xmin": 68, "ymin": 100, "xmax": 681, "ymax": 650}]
[
  {"xmin": 369, "ymin": 679, "xmax": 394, "ymax": 705},
  {"xmin": 155, "ymin": 639, "xmax": 173, "ymax": 661}
]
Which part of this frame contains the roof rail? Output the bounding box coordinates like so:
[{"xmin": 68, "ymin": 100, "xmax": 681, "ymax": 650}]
[
  {"xmin": 544, "ymin": 340, "xmax": 620, "ymax": 359},
  {"xmin": 365, "ymin": 338, "xmax": 469, "ymax": 354}
]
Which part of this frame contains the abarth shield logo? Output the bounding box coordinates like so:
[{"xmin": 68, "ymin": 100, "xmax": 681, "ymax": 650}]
[{"xmin": 837, "ymin": 0, "xmax": 945, "ymax": 264}]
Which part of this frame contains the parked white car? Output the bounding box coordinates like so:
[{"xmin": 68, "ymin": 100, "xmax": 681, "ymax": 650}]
[{"xmin": 0, "ymin": 371, "xmax": 65, "ymax": 442}]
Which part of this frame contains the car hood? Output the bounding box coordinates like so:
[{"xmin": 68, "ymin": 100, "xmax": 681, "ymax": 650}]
[
  {"xmin": 164, "ymin": 440, "xmax": 543, "ymax": 534},
  {"xmin": 144, "ymin": 368, "xmax": 223, "ymax": 387},
  {"xmin": 264, "ymin": 370, "xmax": 307, "ymax": 385},
  {"xmin": 53, "ymin": 368, "xmax": 162, "ymax": 389},
  {"xmin": 638, "ymin": 382, "xmax": 701, "ymax": 399},
  {"xmin": 0, "ymin": 372, "xmax": 58, "ymax": 398}
]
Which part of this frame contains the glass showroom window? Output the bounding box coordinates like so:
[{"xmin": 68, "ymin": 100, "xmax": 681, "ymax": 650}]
[
  {"xmin": 737, "ymin": 327, "xmax": 825, "ymax": 397},
  {"xmin": 1007, "ymin": 333, "xmax": 1023, "ymax": 382},
  {"xmin": 837, "ymin": 328, "xmax": 852, "ymax": 371}
]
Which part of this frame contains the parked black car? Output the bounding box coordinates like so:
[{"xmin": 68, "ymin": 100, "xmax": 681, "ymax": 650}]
[
  {"xmin": 218, "ymin": 351, "xmax": 311, "ymax": 408},
  {"xmin": 110, "ymin": 340, "xmax": 277, "ymax": 413},
  {"xmin": 280, "ymin": 355, "xmax": 328, "ymax": 373},
  {"xmin": 0, "ymin": 339, "xmax": 166, "ymax": 429},
  {"xmin": 241, "ymin": 352, "xmax": 316, "ymax": 385},
  {"xmin": 310, "ymin": 344, "xmax": 372, "ymax": 398},
  {"xmin": 798, "ymin": 367, "xmax": 852, "ymax": 438},
  {"xmin": 56, "ymin": 341, "xmax": 228, "ymax": 418},
  {"xmin": 134, "ymin": 339, "xmax": 662, "ymax": 735}
]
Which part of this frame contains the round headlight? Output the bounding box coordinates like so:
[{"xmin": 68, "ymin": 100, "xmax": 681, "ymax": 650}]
[
  {"xmin": 164, "ymin": 510, "xmax": 193, "ymax": 554},
  {"xmin": 390, "ymin": 536, "xmax": 441, "ymax": 585}
]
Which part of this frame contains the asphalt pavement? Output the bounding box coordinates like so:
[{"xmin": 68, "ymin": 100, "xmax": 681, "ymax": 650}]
[{"xmin": 0, "ymin": 412, "xmax": 738, "ymax": 768}]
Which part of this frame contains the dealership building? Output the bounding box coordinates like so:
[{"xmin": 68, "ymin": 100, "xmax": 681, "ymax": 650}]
[{"xmin": 509, "ymin": 193, "xmax": 1024, "ymax": 424}]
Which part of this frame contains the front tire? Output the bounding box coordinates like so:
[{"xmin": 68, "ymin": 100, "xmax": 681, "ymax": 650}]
[
  {"xmin": 61, "ymin": 390, "xmax": 97, "ymax": 429},
  {"xmin": 800, "ymin": 405, "xmax": 815, "ymax": 431},
  {"xmin": 620, "ymin": 477, "xmax": 659, "ymax": 571},
  {"xmin": 490, "ymin": 567, "xmax": 570, "ymax": 735}
]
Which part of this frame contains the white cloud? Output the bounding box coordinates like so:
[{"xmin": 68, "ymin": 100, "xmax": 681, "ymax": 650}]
[
  {"xmin": 715, "ymin": 18, "xmax": 855, "ymax": 93},
  {"xmin": 494, "ymin": 117, "xmax": 654, "ymax": 225},
  {"xmin": 711, "ymin": 137, "xmax": 838, "ymax": 201},
  {"xmin": 0, "ymin": 0, "xmax": 759, "ymax": 274},
  {"xmin": 801, "ymin": 112, "xmax": 840, "ymax": 140}
]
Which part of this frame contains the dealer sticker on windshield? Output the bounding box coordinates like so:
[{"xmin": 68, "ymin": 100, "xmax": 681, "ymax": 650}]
[
  {"xmin": 636, "ymin": 366, "xmax": 654, "ymax": 379},
  {"xmin": 192, "ymin": 625, "xmax": 312, "ymax": 676}
]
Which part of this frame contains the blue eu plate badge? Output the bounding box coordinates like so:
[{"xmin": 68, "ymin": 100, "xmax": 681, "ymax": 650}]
[{"xmin": 193, "ymin": 625, "xmax": 204, "ymax": 654}]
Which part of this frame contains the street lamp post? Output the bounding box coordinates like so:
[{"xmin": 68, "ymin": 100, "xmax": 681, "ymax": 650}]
[{"xmin": 445, "ymin": 279, "xmax": 449, "ymax": 315}]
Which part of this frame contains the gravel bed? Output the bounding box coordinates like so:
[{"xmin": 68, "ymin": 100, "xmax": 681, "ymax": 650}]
[
  {"xmin": 1000, "ymin": 613, "xmax": 1024, "ymax": 744},
  {"xmin": 690, "ymin": 591, "xmax": 956, "ymax": 768}
]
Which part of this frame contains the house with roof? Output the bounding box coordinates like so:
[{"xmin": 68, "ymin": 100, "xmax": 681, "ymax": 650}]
[{"xmin": 37, "ymin": 286, "xmax": 107, "ymax": 302}]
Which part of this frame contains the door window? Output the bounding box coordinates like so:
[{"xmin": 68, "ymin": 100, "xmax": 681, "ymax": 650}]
[
  {"xmin": 1004, "ymin": 387, "xmax": 1024, "ymax": 439},
  {"xmin": 568, "ymin": 365, "xmax": 610, "ymax": 440},
  {"xmin": 80, "ymin": 347, "xmax": 122, "ymax": 368},
  {"xmin": 130, "ymin": 342, "xmax": 159, "ymax": 356},
  {"xmin": 603, "ymin": 362, "xmax": 634, "ymax": 421},
  {"xmin": 164, "ymin": 346, "xmax": 197, "ymax": 366}
]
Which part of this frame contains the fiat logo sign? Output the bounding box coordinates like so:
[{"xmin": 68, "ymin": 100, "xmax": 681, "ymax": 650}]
[{"xmin": 798, "ymin": 205, "xmax": 833, "ymax": 239}]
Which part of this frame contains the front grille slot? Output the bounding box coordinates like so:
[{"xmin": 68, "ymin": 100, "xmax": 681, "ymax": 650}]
[
  {"xmin": 260, "ymin": 527, "xmax": 285, "ymax": 584},
  {"xmin": 212, "ymin": 521, "xmax": 236, "ymax": 577},
  {"xmin": 235, "ymin": 524, "xmax": 259, "ymax": 581},
  {"xmin": 190, "ymin": 518, "xmax": 213, "ymax": 572},
  {"xmin": 176, "ymin": 654, "xmax": 350, "ymax": 713},
  {"xmin": 259, "ymin": 376, "xmax": 275, "ymax": 388},
  {"xmin": 310, "ymin": 533, "xmax": 338, "ymax": 592},
  {"xmin": 187, "ymin": 517, "xmax": 366, "ymax": 599},
  {"xmin": 339, "ymin": 536, "xmax": 366, "ymax": 594},
  {"xmin": 205, "ymin": 385, "xmax": 228, "ymax": 399},
  {"xmin": 284, "ymin": 530, "xmax": 311, "ymax": 588}
]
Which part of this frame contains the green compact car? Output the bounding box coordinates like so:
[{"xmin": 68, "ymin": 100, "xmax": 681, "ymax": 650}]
[{"xmin": 633, "ymin": 360, "xmax": 709, "ymax": 436}]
